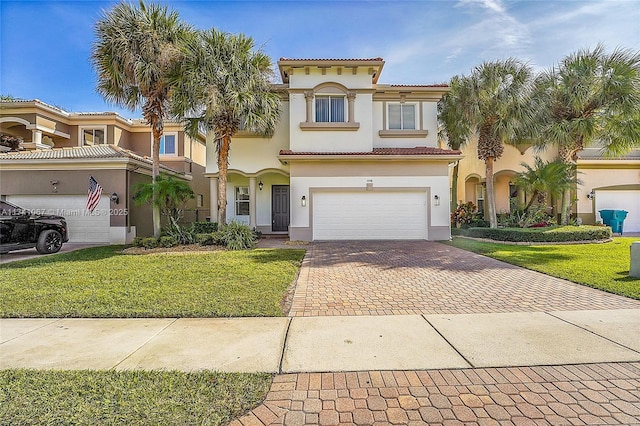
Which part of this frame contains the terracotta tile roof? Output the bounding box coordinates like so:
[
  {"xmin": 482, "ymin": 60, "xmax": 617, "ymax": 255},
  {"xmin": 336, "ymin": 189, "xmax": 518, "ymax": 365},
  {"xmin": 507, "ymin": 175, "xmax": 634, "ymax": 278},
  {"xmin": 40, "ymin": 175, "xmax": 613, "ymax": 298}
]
[
  {"xmin": 577, "ymin": 148, "xmax": 640, "ymax": 160},
  {"xmin": 0, "ymin": 144, "xmax": 148, "ymax": 161},
  {"xmin": 0, "ymin": 144, "xmax": 187, "ymax": 173},
  {"xmin": 279, "ymin": 57, "xmax": 383, "ymax": 62},
  {"xmin": 279, "ymin": 147, "xmax": 461, "ymax": 156},
  {"xmin": 389, "ymin": 84, "xmax": 449, "ymax": 88}
]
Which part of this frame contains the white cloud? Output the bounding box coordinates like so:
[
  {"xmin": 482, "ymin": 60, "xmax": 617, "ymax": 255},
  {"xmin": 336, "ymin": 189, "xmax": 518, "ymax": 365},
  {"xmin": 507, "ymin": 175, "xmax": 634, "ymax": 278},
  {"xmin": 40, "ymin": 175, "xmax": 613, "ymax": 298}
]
[{"xmin": 457, "ymin": 0, "xmax": 507, "ymax": 14}]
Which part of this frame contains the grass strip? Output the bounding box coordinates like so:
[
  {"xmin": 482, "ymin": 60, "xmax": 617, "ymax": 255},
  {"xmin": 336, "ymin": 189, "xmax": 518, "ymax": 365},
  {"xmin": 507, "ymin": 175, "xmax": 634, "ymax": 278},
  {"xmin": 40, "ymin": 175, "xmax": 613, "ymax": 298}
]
[
  {"xmin": 446, "ymin": 237, "xmax": 639, "ymax": 299},
  {"xmin": 0, "ymin": 369, "xmax": 271, "ymax": 425}
]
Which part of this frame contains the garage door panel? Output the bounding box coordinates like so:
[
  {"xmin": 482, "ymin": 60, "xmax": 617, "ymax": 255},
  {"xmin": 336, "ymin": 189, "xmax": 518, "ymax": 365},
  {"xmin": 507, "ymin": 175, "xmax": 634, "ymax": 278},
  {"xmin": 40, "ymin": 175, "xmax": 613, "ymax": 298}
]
[
  {"xmin": 6, "ymin": 195, "xmax": 110, "ymax": 243},
  {"xmin": 595, "ymin": 190, "xmax": 640, "ymax": 233},
  {"xmin": 313, "ymin": 191, "xmax": 427, "ymax": 240}
]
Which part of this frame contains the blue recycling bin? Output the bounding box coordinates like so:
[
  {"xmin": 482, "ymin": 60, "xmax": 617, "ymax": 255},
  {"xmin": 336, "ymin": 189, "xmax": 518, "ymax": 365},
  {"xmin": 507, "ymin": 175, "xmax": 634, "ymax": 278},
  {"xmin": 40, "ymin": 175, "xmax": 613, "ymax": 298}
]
[{"xmin": 599, "ymin": 209, "xmax": 628, "ymax": 234}]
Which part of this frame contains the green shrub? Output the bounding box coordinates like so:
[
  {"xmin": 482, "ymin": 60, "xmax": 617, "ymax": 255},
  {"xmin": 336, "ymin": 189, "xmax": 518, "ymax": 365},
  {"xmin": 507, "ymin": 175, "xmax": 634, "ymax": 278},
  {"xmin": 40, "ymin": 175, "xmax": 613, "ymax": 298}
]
[
  {"xmin": 219, "ymin": 222, "xmax": 257, "ymax": 250},
  {"xmin": 158, "ymin": 236, "xmax": 178, "ymax": 248},
  {"xmin": 132, "ymin": 237, "xmax": 144, "ymax": 247},
  {"xmin": 192, "ymin": 222, "xmax": 218, "ymax": 234},
  {"xmin": 195, "ymin": 232, "xmax": 224, "ymax": 246},
  {"xmin": 464, "ymin": 226, "xmax": 612, "ymax": 242},
  {"xmin": 141, "ymin": 237, "xmax": 160, "ymax": 249}
]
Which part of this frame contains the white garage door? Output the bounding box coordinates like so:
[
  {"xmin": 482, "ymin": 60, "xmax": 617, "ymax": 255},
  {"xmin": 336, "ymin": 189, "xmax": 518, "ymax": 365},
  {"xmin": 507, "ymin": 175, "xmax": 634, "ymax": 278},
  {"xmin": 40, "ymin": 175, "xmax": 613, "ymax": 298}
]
[
  {"xmin": 595, "ymin": 190, "xmax": 640, "ymax": 233},
  {"xmin": 313, "ymin": 191, "xmax": 427, "ymax": 240},
  {"xmin": 7, "ymin": 195, "xmax": 111, "ymax": 243}
]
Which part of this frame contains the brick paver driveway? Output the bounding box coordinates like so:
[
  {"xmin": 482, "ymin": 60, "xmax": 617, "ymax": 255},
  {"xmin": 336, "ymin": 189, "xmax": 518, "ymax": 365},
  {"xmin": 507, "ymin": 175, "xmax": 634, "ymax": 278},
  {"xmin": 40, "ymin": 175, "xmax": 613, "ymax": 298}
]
[
  {"xmin": 233, "ymin": 241, "xmax": 640, "ymax": 425},
  {"xmin": 289, "ymin": 241, "xmax": 640, "ymax": 316}
]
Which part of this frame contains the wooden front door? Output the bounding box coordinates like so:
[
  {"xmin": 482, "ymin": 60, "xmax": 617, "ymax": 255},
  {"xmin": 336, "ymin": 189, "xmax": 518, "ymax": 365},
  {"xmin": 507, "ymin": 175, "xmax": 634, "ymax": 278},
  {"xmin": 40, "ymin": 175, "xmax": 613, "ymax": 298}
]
[{"xmin": 272, "ymin": 185, "xmax": 290, "ymax": 232}]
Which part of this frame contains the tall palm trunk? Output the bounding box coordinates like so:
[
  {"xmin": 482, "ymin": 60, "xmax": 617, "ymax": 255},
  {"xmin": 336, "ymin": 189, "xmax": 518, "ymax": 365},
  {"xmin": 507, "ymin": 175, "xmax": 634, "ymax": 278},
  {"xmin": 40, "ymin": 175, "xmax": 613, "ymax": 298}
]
[
  {"xmin": 485, "ymin": 157, "xmax": 498, "ymax": 228},
  {"xmin": 217, "ymin": 135, "xmax": 231, "ymax": 225},
  {"xmin": 451, "ymin": 161, "xmax": 459, "ymax": 212},
  {"xmin": 151, "ymin": 129, "xmax": 162, "ymax": 237},
  {"xmin": 560, "ymin": 189, "xmax": 572, "ymax": 225}
]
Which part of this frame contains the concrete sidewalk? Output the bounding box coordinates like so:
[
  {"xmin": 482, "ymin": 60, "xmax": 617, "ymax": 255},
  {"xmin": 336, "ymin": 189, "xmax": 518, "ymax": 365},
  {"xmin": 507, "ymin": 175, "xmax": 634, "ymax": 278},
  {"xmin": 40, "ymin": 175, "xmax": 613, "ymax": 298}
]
[{"xmin": 2, "ymin": 309, "xmax": 639, "ymax": 372}]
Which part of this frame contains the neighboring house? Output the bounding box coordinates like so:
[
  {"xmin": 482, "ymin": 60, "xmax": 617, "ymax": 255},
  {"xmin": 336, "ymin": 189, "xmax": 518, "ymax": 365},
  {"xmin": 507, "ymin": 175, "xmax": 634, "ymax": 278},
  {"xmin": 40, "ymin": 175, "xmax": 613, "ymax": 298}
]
[
  {"xmin": 454, "ymin": 139, "xmax": 640, "ymax": 232},
  {"xmin": 206, "ymin": 57, "xmax": 462, "ymax": 241},
  {"xmin": 0, "ymin": 100, "xmax": 208, "ymax": 243}
]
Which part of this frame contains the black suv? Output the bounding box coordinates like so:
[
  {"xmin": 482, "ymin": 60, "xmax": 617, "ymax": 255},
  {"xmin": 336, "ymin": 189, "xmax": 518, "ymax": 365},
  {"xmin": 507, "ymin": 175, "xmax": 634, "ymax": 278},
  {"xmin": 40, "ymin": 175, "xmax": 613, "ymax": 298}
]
[{"xmin": 0, "ymin": 200, "xmax": 69, "ymax": 254}]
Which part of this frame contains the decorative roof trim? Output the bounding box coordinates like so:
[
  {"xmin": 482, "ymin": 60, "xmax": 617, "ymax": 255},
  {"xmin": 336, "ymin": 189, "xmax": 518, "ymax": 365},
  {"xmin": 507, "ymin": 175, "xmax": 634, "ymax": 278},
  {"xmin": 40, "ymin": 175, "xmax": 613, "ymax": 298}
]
[
  {"xmin": 278, "ymin": 58, "xmax": 385, "ymax": 84},
  {"xmin": 278, "ymin": 147, "xmax": 463, "ymax": 163}
]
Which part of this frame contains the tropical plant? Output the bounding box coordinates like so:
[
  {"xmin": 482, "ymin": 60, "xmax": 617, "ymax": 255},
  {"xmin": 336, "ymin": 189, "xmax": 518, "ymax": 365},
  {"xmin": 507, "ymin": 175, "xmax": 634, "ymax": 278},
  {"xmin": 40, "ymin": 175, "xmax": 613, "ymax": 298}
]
[
  {"xmin": 447, "ymin": 60, "xmax": 535, "ymax": 228},
  {"xmin": 514, "ymin": 157, "xmax": 581, "ymax": 214},
  {"xmin": 451, "ymin": 201, "xmax": 479, "ymax": 228},
  {"xmin": 133, "ymin": 173, "xmax": 194, "ymax": 242},
  {"xmin": 530, "ymin": 44, "xmax": 640, "ymax": 224},
  {"xmin": 0, "ymin": 134, "xmax": 23, "ymax": 151},
  {"xmin": 171, "ymin": 29, "xmax": 281, "ymax": 225},
  {"xmin": 438, "ymin": 76, "xmax": 471, "ymax": 211},
  {"xmin": 92, "ymin": 1, "xmax": 190, "ymax": 236}
]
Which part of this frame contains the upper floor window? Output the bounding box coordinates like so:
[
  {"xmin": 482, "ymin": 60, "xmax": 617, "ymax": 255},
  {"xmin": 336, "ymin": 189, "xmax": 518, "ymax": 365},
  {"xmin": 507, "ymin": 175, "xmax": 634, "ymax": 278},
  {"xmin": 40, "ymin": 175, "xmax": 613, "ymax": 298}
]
[
  {"xmin": 315, "ymin": 96, "xmax": 345, "ymax": 123},
  {"xmin": 299, "ymin": 83, "xmax": 359, "ymax": 131},
  {"xmin": 388, "ymin": 104, "xmax": 416, "ymax": 130},
  {"xmin": 159, "ymin": 133, "xmax": 177, "ymax": 155},
  {"xmin": 80, "ymin": 127, "xmax": 106, "ymax": 146},
  {"xmin": 235, "ymin": 186, "xmax": 250, "ymax": 216}
]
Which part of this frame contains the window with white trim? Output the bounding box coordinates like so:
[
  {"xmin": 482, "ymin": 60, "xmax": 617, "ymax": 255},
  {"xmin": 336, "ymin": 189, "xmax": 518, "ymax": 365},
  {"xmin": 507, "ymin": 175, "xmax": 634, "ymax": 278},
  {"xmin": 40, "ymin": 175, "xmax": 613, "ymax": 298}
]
[
  {"xmin": 235, "ymin": 187, "xmax": 250, "ymax": 216},
  {"xmin": 315, "ymin": 95, "xmax": 345, "ymax": 123},
  {"xmin": 80, "ymin": 127, "xmax": 106, "ymax": 146},
  {"xmin": 388, "ymin": 104, "xmax": 416, "ymax": 130},
  {"xmin": 159, "ymin": 133, "xmax": 177, "ymax": 155}
]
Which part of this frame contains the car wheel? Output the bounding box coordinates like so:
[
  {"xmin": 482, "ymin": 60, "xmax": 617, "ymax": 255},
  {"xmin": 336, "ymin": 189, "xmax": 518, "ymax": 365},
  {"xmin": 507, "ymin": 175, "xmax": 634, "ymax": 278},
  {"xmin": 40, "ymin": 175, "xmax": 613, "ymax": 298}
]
[{"xmin": 36, "ymin": 230, "xmax": 63, "ymax": 254}]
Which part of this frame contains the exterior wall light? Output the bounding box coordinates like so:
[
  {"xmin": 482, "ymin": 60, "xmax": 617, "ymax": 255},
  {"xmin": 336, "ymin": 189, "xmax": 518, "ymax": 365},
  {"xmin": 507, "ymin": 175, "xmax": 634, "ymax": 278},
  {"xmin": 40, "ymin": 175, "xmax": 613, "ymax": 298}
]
[
  {"xmin": 434, "ymin": 195, "xmax": 440, "ymax": 206},
  {"xmin": 301, "ymin": 195, "xmax": 307, "ymax": 207},
  {"xmin": 110, "ymin": 192, "xmax": 119, "ymax": 204},
  {"xmin": 258, "ymin": 180, "xmax": 263, "ymax": 191},
  {"xmin": 587, "ymin": 190, "xmax": 594, "ymax": 200},
  {"xmin": 50, "ymin": 180, "xmax": 59, "ymax": 193}
]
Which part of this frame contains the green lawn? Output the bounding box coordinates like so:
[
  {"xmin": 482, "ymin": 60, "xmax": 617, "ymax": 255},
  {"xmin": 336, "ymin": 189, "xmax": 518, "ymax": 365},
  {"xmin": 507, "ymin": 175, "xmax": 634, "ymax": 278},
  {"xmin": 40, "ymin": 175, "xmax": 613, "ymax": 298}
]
[
  {"xmin": 0, "ymin": 369, "xmax": 271, "ymax": 425},
  {"xmin": 446, "ymin": 237, "xmax": 640, "ymax": 299},
  {"xmin": 0, "ymin": 246, "xmax": 306, "ymax": 318}
]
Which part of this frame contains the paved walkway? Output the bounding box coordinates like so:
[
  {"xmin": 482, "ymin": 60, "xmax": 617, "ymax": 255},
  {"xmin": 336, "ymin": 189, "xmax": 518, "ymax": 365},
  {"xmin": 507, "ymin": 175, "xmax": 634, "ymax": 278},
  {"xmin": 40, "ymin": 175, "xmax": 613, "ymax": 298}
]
[
  {"xmin": 232, "ymin": 363, "xmax": 640, "ymax": 426},
  {"xmin": 290, "ymin": 241, "xmax": 640, "ymax": 316}
]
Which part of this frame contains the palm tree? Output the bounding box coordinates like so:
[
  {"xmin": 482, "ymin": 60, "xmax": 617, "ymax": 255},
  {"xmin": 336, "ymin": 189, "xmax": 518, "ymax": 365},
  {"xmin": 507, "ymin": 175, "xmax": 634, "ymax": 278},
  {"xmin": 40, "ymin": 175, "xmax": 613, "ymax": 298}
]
[
  {"xmin": 91, "ymin": 1, "xmax": 189, "ymax": 237},
  {"xmin": 531, "ymin": 44, "xmax": 640, "ymax": 224},
  {"xmin": 438, "ymin": 76, "xmax": 470, "ymax": 212},
  {"xmin": 448, "ymin": 59, "xmax": 535, "ymax": 228},
  {"xmin": 133, "ymin": 173, "xmax": 194, "ymax": 227},
  {"xmin": 514, "ymin": 157, "xmax": 581, "ymax": 214},
  {"xmin": 171, "ymin": 29, "xmax": 281, "ymax": 225}
]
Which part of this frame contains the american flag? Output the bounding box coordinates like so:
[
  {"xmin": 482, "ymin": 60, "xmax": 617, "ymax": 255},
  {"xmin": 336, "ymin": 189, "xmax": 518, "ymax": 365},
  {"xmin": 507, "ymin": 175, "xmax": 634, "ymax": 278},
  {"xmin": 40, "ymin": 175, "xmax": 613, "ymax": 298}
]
[{"xmin": 87, "ymin": 176, "xmax": 103, "ymax": 213}]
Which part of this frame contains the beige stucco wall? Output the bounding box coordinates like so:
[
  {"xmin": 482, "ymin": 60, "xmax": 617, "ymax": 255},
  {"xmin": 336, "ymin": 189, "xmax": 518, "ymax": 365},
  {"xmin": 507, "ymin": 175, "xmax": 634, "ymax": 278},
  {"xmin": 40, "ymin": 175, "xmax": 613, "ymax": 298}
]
[
  {"xmin": 576, "ymin": 163, "xmax": 640, "ymax": 224},
  {"xmin": 455, "ymin": 135, "xmax": 559, "ymax": 211},
  {"xmin": 371, "ymin": 101, "xmax": 439, "ymax": 149},
  {"xmin": 206, "ymin": 102, "xmax": 290, "ymax": 175},
  {"xmin": 0, "ymin": 169, "xmax": 128, "ymax": 227}
]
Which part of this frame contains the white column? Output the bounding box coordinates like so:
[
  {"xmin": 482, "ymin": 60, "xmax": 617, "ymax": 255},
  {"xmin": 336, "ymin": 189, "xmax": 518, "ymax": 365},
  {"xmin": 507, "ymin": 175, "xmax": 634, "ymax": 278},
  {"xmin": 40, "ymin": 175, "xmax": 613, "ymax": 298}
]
[
  {"xmin": 347, "ymin": 92, "xmax": 356, "ymax": 124},
  {"xmin": 209, "ymin": 177, "xmax": 218, "ymax": 223},
  {"xmin": 304, "ymin": 91, "xmax": 314, "ymax": 123},
  {"xmin": 249, "ymin": 177, "xmax": 257, "ymax": 229},
  {"xmin": 32, "ymin": 130, "xmax": 43, "ymax": 146}
]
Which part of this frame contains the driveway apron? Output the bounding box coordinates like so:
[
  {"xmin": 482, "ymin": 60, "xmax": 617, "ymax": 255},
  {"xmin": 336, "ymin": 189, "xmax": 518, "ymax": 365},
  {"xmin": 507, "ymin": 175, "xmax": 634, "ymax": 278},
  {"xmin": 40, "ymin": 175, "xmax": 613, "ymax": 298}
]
[{"xmin": 289, "ymin": 241, "xmax": 640, "ymax": 317}]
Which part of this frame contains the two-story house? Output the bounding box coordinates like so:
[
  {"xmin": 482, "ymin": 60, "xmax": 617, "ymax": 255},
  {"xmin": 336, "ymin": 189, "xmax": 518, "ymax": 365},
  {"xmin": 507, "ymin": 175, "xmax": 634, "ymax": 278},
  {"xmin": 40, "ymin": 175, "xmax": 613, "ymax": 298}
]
[
  {"xmin": 0, "ymin": 99, "xmax": 208, "ymax": 243},
  {"xmin": 206, "ymin": 58, "xmax": 462, "ymax": 241},
  {"xmin": 456, "ymin": 138, "xmax": 640, "ymax": 232}
]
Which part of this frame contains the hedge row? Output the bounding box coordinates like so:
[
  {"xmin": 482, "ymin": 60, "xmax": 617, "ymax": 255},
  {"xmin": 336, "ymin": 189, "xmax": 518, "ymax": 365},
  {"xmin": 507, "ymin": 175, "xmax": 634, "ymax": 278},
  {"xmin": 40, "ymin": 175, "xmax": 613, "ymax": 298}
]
[{"xmin": 459, "ymin": 225, "xmax": 612, "ymax": 242}]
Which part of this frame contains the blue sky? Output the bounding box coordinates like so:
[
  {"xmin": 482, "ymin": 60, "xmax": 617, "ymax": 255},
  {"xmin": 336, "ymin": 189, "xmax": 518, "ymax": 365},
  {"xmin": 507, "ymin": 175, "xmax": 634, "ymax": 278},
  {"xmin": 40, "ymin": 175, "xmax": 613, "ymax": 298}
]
[{"xmin": 1, "ymin": 0, "xmax": 639, "ymax": 118}]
